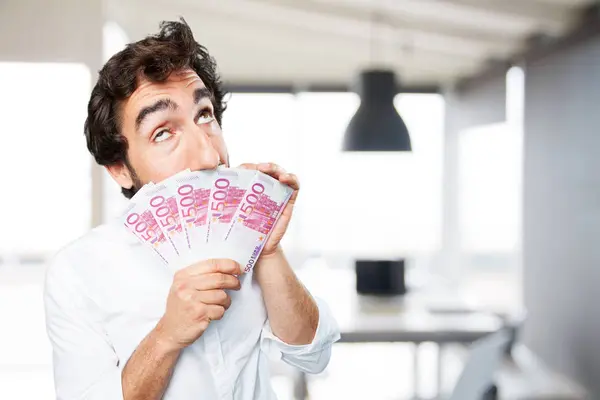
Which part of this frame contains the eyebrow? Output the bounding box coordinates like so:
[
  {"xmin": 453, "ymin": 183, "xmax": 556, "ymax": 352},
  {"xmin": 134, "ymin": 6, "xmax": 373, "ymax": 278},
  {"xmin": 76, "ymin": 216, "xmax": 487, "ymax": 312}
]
[
  {"xmin": 135, "ymin": 98, "xmax": 178, "ymax": 131},
  {"xmin": 194, "ymin": 87, "xmax": 213, "ymax": 105}
]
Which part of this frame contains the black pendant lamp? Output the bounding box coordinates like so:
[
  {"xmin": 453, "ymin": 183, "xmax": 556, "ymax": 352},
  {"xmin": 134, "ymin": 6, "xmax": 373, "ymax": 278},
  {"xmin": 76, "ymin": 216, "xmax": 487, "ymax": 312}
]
[{"xmin": 343, "ymin": 69, "xmax": 412, "ymax": 151}]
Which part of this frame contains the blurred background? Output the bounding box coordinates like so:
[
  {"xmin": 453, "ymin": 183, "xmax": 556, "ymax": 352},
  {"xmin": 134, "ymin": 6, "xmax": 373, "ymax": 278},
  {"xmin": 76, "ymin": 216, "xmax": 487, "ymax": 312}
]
[{"xmin": 1, "ymin": 0, "xmax": 599, "ymax": 399}]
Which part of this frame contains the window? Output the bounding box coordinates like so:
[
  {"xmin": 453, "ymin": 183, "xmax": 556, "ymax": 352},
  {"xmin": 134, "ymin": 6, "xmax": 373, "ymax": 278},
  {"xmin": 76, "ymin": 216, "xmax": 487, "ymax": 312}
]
[
  {"xmin": 223, "ymin": 93, "xmax": 298, "ymax": 168},
  {"xmin": 458, "ymin": 122, "xmax": 522, "ymax": 253},
  {"xmin": 0, "ymin": 62, "xmax": 91, "ymax": 257}
]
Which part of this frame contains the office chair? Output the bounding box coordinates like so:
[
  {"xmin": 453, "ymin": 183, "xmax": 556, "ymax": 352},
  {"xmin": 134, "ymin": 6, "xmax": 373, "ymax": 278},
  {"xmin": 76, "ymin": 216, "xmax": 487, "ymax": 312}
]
[{"xmin": 447, "ymin": 329, "xmax": 511, "ymax": 400}]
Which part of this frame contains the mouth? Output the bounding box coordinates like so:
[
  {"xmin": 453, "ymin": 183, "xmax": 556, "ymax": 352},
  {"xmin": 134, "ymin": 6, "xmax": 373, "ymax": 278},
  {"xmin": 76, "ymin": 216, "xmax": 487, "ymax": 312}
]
[{"xmin": 189, "ymin": 159, "xmax": 227, "ymax": 174}]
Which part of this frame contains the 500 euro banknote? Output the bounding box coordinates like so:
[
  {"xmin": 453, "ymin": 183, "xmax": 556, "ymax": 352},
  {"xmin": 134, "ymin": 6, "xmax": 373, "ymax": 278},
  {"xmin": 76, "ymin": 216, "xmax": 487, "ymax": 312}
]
[
  {"xmin": 121, "ymin": 184, "xmax": 179, "ymax": 264},
  {"xmin": 205, "ymin": 168, "xmax": 257, "ymax": 254},
  {"xmin": 174, "ymin": 170, "xmax": 216, "ymax": 259},
  {"xmin": 224, "ymin": 172, "xmax": 293, "ymax": 273},
  {"xmin": 144, "ymin": 170, "xmax": 191, "ymax": 257}
]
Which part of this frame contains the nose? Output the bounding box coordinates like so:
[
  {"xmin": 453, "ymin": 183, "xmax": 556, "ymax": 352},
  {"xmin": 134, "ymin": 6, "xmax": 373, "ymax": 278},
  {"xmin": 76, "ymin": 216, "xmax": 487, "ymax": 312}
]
[{"xmin": 186, "ymin": 121, "xmax": 220, "ymax": 170}]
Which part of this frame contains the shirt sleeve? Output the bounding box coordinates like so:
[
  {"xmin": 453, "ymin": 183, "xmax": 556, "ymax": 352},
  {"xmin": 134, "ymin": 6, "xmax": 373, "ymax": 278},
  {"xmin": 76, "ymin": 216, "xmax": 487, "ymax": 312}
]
[
  {"xmin": 260, "ymin": 297, "xmax": 341, "ymax": 374},
  {"xmin": 44, "ymin": 251, "xmax": 124, "ymax": 400}
]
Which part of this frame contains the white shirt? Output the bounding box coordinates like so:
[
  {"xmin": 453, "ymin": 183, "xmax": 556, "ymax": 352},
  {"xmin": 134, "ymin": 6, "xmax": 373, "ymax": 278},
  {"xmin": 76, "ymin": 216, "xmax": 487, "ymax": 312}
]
[{"xmin": 43, "ymin": 219, "xmax": 340, "ymax": 400}]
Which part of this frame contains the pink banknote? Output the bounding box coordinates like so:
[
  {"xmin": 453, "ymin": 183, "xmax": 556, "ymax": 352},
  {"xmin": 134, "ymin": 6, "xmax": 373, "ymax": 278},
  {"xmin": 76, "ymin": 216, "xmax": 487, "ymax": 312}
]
[
  {"xmin": 145, "ymin": 170, "xmax": 192, "ymax": 257},
  {"xmin": 224, "ymin": 172, "xmax": 293, "ymax": 272},
  {"xmin": 174, "ymin": 170, "xmax": 216, "ymax": 257},
  {"xmin": 122, "ymin": 185, "xmax": 179, "ymax": 264},
  {"xmin": 206, "ymin": 167, "xmax": 256, "ymax": 245}
]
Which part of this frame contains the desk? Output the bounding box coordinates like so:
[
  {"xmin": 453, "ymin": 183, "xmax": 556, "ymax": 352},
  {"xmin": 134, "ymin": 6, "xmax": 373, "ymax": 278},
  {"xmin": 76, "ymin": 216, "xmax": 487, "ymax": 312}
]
[{"xmin": 293, "ymin": 263, "xmax": 504, "ymax": 399}]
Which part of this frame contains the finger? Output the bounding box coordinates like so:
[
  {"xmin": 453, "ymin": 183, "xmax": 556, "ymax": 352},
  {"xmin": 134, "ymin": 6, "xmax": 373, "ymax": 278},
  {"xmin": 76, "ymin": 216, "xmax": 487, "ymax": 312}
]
[
  {"xmin": 278, "ymin": 173, "xmax": 300, "ymax": 191},
  {"xmin": 189, "ymin": 273, "xmax": 241, "ymax": 291},
  {"xmin": 196, "ymin": 290, "xmax": 231, "ymax": 309},
  {"xmin": 257, "ymin": 162, "xmax": 286, "ymax": 179},
  {"xmin": 182, "ymin": 258, "xmax": 242, "ymax": 276},
  {"xmin": 206, "ymin": 304, "xmax": 226, "ymax": 321},
  {"xmin": 236, "ymin": 163, "xmax": 258, "ymax": 170}
]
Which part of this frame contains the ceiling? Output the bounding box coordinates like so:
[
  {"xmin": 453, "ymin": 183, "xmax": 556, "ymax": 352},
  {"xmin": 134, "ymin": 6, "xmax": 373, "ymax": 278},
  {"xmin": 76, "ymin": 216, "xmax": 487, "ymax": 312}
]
[{"xmin": 107, "ymin": 0, "xmax": 595, "ymax": 89}]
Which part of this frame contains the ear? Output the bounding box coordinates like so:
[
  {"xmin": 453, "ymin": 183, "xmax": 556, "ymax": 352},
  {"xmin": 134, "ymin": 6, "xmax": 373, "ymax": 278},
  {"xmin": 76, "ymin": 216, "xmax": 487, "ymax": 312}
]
[{"xmin": 105, "ymin": 162, "xmax": 134, "ymax": 191}]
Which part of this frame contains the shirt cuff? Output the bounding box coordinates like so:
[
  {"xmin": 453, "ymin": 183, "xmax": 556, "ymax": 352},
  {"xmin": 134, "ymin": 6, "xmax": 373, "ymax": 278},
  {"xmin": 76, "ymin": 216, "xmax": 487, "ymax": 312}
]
[{"xmin": 260, "ymin": 297, "xmax": 341, "ymax": 373}]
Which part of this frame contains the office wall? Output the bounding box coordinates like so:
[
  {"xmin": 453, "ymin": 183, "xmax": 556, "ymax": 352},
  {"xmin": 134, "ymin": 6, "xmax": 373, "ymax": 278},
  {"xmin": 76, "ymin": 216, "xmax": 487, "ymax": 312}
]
[
  {"xmin": 523, "ymin": 33, "xmax": 600, "ymax": 395},
  {"xmin": 440, "ymin": 76, "xmax": 507, "ymax": 280}
]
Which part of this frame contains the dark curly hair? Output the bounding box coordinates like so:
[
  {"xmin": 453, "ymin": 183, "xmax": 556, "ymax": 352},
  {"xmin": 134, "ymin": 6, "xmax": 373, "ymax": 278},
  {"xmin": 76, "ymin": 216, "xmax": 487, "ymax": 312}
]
[{"xmin": 84, "ymin": 19, "xmax": 228, "ymax": 199}]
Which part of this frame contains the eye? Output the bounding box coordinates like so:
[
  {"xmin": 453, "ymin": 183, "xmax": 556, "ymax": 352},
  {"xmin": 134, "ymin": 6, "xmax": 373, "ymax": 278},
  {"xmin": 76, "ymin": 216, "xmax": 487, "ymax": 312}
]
[
  {"xmin": 196, "ymin": 108, "xmax": 215, "ymax": 125},
  {"xmin": 153, "ymin": 129, "xmax": 173, "ymax": 143}
]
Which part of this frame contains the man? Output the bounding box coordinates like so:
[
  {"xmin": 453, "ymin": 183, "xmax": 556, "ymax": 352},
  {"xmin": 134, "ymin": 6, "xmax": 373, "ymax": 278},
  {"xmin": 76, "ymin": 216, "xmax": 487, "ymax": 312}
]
[{"xmin": 44, "ymin": 19, "xmax": 340, "ymax": 400}]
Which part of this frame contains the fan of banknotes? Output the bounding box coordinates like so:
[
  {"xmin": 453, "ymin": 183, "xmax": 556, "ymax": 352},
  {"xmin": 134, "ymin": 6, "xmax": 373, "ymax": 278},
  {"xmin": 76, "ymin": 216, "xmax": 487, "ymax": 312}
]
[{"xmin": 121, "ymin": 167, "xmax": 293, "ymax": 273}]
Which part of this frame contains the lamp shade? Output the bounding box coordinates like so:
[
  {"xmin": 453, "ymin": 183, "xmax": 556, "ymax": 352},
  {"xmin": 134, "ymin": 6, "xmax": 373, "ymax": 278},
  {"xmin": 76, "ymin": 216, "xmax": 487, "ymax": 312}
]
[{"xmin": 343, "ymin": 70, "xmax": 412, "ymax": 151}]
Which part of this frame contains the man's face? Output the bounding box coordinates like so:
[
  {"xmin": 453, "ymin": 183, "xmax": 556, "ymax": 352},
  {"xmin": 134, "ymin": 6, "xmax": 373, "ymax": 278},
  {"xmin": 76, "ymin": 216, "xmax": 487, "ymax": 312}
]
[{"xmin": 107, "ymin": 69, "xmax": 228, "ymax": 192}]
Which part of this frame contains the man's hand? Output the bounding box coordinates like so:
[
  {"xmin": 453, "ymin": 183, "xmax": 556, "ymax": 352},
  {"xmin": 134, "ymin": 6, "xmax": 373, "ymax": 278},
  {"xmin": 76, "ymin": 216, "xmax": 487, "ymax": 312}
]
[
  {"xmin": 237, "ymin": 162, "xmax": 299, "ymax": 257},
  {"xmin": 154, "ymin": 259, "xmax": 242, "ymax": 351},
  {"xmin": 122, "ymin": 260, "xmax": 241, "ymax": 400}
]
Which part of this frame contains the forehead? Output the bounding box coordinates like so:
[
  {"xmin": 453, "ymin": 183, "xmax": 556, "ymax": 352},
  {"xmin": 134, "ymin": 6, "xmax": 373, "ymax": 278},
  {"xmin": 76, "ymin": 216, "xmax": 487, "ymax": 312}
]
[{"xmin": 127, "ymin": 69, "xmax": 205, "ymax": 108}]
